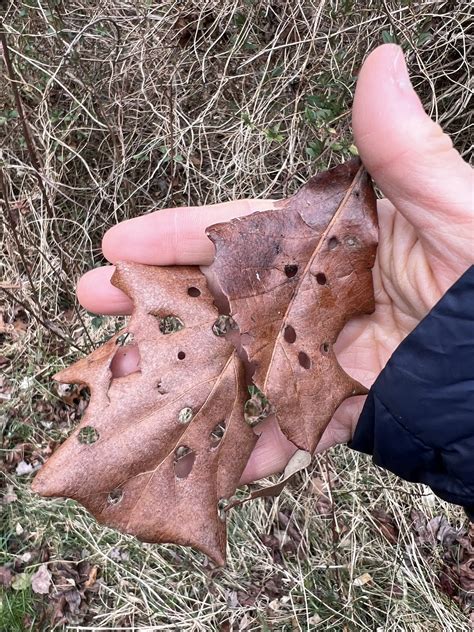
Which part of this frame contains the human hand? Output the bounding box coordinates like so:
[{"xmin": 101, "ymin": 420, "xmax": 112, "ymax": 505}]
[{"xmin": 77, "ymin": 44, "xmax": 473, "ymax": 484}]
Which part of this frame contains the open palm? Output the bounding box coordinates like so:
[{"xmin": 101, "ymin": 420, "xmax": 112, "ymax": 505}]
[{"xmin": 77, "ymin": 45, "xmax": 473, "ymax": 483}]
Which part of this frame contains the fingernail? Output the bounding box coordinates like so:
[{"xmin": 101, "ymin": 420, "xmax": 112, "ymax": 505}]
[{"xmin": 391, "ymin": 48, "xmax": 425, "ymax": 114}]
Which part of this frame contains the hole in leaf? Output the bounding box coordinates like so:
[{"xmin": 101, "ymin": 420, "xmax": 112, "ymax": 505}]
[
  {"xmin": 244, "ymin": 386, "xmax": 272, "ymax": 426},
  {"xmin": 157, "ymin": 382, "xmax": 167, "ymax": 395},
  {"xmin": 328, "ymin": 237, "xmax": 339, "ymax": 250},
  {"xmin": 298, "ymin": 351, "xmax": 311, "ymax": 370},
  {"xmin": 177, "ymin": 351, "xmax": 186, "ymax": 360},
  {"xmin": 320, "ymin": 342, "xmax": 331, "ymax": 354},
  {"xmin": 218, "ymin": 498, "xmax": 229, "ymax": 521},
  {"xmin": 355, "ymin": 190, "xmax": 360, "ymax": 198},
  {"xmin": 110, "ymin": 344, "xmax": 141, "ymax": 378},
  {"xmin": 345, "ymin": 235, "xmax": 360, "ymax": 248},
  {"xmin": 210, "ymin": 421, "xmax": 226, "ymax": 446},
  {"xmin": 116, "ymin": 332, "xmax": 134, "ymax": 346},
  {"xmin": 72, "ymin": 386, "xmax": 90, "ymax": 421},
  {"xmin": 158, "ymin": 315, "xmax": 184, "ymax": 335},
  {"xmin": 174, "ymin": 446, "xmax": 195, "ymax": 478},
  {"xmin": 316, "ymin": 273, "xmax": 327, "ymax": 285},
  {"xmin": 187, "ymin": 286, "xmax": 201, "ymax": 297},
  {"xmin": 284, "ymin": 264, "xmax": 298, "ymax": 278},
  {"xmin": 178, "ymin": 407, "xmax": 193, "ymax": 424},
  {"xmin": 57, "ymin": 383, "xmax": 90, "ymax": 415},
  {"xmin": 78, "ymin": 426, "xmax": 99, "ymax": 444},
  {"xmin": 284, "ymin": 325, "xmax": 296, "ymax": 343},
  {"xmin": 107, "ymin": 489, "xmax": 123, "ymax": 505},
  {"xmin": 212, "ymin": 315, "xmax": 237, "ymax": 337}
]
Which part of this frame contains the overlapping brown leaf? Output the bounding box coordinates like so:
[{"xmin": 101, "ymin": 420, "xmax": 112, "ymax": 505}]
[
  {"xmin": 208, "ymin": 158, "xmax": 377, "ymax": 452},
  {"xmin": 33, "ymin": 158, "xmax": 378, "ymax": 564},
  {"xmin": 33, "ymin": 264, "xmax": 256, "ymax": 565}
]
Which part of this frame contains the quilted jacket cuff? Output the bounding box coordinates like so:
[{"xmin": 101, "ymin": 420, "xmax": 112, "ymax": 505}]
[{"xmin": 350, "ymin": 266, "xmax": 474, "ymax": 517}]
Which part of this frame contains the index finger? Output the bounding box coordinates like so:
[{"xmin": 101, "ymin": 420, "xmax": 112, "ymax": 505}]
[
  {"xmin": 102, "ymin": 199, "xmax": 276, "ymax": 265},
  {"xmin": 77, "ymin": 199, "xmax": 276, "ymax": 315}
]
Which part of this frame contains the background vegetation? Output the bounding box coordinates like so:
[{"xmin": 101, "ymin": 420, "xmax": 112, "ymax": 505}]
[{"xmin": 1, "ymin": 1, "xmax": 472, "ymax": 630}]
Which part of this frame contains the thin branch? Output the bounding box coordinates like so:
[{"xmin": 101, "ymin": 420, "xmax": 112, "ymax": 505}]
[
  {"xmin": 0, "ymin": 286, "xmax": 84, "ymax": 354},
  {"xmin": 0, "ymin": 168, "xmax": 45, "ymax": 318},
  {"xmin": 0, "ymin": 29, "xmax": 56, "ymax": 223},
  {"xmin": 1, "ymin": 29, "xmax": 94, "ymax": 349}
]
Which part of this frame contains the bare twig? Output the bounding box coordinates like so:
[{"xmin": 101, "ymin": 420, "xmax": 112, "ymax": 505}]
[
  {"xmin": 0, "ymin": 286, "xmax": 84, "ymax": 353},
  {"xmin": 0, "ymin": 168, "xmax": 44, "ymax": 317}
]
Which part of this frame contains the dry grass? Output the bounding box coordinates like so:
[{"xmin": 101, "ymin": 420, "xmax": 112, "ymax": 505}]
[{"xmin": 1, "ymin": 1, "xmax": 472, "ymax": 630}]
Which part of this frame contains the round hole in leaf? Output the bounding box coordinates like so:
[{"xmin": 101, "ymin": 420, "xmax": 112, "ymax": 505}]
[
  {"xmin": 110, "ymin": 343, "xmax": 141, "ymax": 378},
  {"xmin": 174, "ymin": 446, "xmax": 195, "ymax": 478},
  {"xmin": 284, "ymin": 325, "xmax": 296, "ymax": 343},
  {"xmin": 320, "ymin": 342, "xmax": 331, "ymax": 354},
  {"xmin": 244, "ymin": 388, "xmax": 271, "ymax": 426},
  {"xmin": 116, "ymin": 332, "xmax": 133, "ymax": 346},
  {"xmin": 345, "ymin": 235, "xmax": 360, "ymax": 248},
  {"xmin": 158, "ymin": 315, "xmax": 184, "ymax": 335},
  {"xmin": 212, "ymin": 314, "xmax": 237, "ymax": 337},
  {"xmin": 78, "ymin": 426, "xmax": 99, "ymax": 444},
  {"xmin": 157, "ymin": 381, "xmax": 167, "ymax": 395},
  {"xmin": 178, "ymin": 407, "xmax": 193, "ymax": 424},
  {"xmin": 177, "ymin": 351, "xmax": 186, "ymax": 360},
  {"xmin": 328, "ymin": 237, "xmax": 339, "ymax": 250},
  {"xmin": 316, "ymin": 273, "xmax": 327, "ymax": 285},
  {"xmin": 107, "ymin": 489, "xmax": 123, "ymax": 505},
  {"xmin": 187, "ymin": 287, "xmax": 201, "ymax": 297},
  {"xmin": 298, "ymin": 351, "xmax": 311, "ymax": 370},
  {"xmin": 210, "ymin": 421, "xmax": 226, "ymax": 446},
  {"xmin": 284, "ymin": 264, "xmax": 298, "ymax": 278}
]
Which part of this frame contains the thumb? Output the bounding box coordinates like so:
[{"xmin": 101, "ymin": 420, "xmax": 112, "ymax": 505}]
[{"xmin": 353, "ymin": 44, "xmax": 473, "ymax": 270}]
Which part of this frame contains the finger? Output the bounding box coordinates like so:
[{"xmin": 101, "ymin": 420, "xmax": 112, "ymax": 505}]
[
  {"xmin": 240, "ymin": 417, "xmax": 297, "ymax": 484},
  {"xmin": 110, "ymin": 344, "xmax": 141, "ymax": 378},
  {"xmin": 79, "ymin": 198, "xmax": 393, "ymax": 316},
  {"xmin": 77, "ymin": 266, "xmax": 133, "ymax": 315},
  {"xmin": 102, "ymin": 199, "xmax": 276, "ymax": 266},
  {"xmin": 76, "ymin": 254, "xmax": 253, "ymax": 316},
  {"xmin": 353, "ymin": 44, "xmax": 473, "ymax": 274}
]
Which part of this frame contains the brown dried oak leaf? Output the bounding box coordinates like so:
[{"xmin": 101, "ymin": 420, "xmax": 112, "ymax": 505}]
[
  {"xmin": 207, "ymin": 158, "xmax": 377, "ymax": 453},
  {"xmin": 33, "ymin": 158, "xmax": 377, "ymax": 565},
  {"xmin": 32, "ymin": 264, "xmax": 256, "ymax": 566}
]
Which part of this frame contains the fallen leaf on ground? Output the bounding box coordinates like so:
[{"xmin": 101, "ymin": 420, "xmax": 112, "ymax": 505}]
[
  {"xmin": 0, "ymin": 566, "xmax": 13, "ymax": 587},
  {"xmin": 31, "ymin": 564, "xmax": 52, "ymax": 594},
  {"xmin": 11, "ymin": 572, "xmax": 31, "ymax": 591},
  {"xmin": 352, "ymin": 572, "xmax": 372, "ymax": 587},
  {"xmin": 372, "ymin": 509, "xmax": 399, "ymax": 544},
  {"xmin": 46, "ymin": 557, "xmax": 101, "ymax": 626},
  {"xmin": 84, "ymin": 565, "xmax": 98, "ymax": 589},
  {"xmin": 16, "ymin": 460, "xmax": 33, "ymax": 476},
  {"xmin": 428, "ymin": 515, "xmax": 462, "ymax": 547},
  {"xmin": 310, "ymin": 475, "xmax": 333, "ymax": 515},
  {"xmin": 3, "ymin": 485, "xmax": 18, "ymax": 504}
]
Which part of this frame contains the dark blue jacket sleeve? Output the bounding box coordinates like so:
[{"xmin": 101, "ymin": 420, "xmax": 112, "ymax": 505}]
[{"xmin": 350, "ymin": 265, "xmax": 474, "ymax": 519}]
